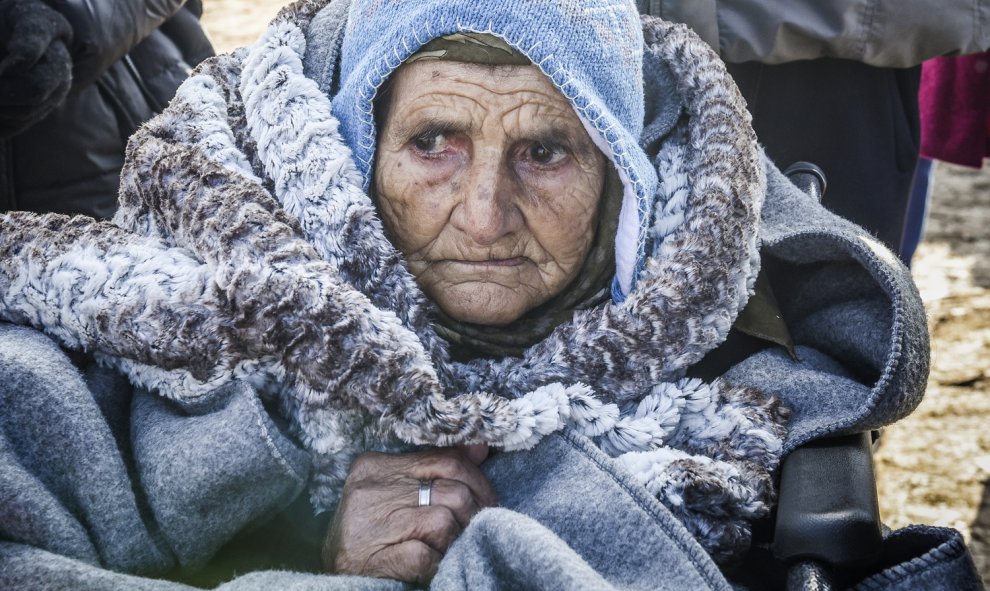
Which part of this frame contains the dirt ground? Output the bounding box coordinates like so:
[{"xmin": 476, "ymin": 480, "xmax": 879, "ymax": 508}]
[
  {"xmin": 201, "ymin": 4, "xmax": 990, "ymax": 583},
  {"xmin": 875, "ymin": 163, "xmax": 990, "ymax": 584},
  {"xmin": 201, "ymin": 1, "xmax": 286, "ymax": 54}
]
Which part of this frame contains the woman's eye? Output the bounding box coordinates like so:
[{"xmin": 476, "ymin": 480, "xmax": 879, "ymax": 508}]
[
  {"xmin": 412, "ymin": 133, "xmax": 447, "ymax": 154},
  {"xmin": 527, "ymin": 142, "xmax": 566, "ymax": 166}
]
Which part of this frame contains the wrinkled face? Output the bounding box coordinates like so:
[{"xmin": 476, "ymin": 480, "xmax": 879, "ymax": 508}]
[{"xmin": 374, "ymin": 61, "xmax": 607, "ymax": 326}]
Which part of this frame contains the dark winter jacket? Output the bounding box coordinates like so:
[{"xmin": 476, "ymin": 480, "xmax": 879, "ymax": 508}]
[
  {"xmin": 636, "ymin": 0, "xmax": 990, "ymax": 67},
  {"xmin": 0, "ymin": 0, "xmax": 213, "ymax": 218}
]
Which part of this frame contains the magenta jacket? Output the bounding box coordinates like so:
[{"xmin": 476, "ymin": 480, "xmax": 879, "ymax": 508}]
[{"xmin": 920, "ymin": 53, "xmax": 990, "ymax": 168}]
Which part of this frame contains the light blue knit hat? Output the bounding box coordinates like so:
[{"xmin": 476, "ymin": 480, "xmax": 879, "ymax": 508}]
[{"xmin": 331, "ymin": 0, "xmax": 659, "ymax": 299}]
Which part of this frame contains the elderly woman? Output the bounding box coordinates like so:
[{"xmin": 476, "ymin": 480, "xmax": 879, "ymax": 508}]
[{"xmin": 0, "ymin": 0, "xmax": 970, "ymax": 589}]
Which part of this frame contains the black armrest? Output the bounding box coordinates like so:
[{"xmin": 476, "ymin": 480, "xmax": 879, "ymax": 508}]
[{"xmin": 772, "ymin": 432, "xmax": 883, "ymax": 568}]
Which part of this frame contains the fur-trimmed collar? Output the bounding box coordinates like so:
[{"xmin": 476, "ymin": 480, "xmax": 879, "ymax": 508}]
[{"xmin": 0, "ymin": 0, "xmax": 784, "ymax": 563}]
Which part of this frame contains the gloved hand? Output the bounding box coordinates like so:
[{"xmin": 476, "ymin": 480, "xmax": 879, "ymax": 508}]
[{"xmin": 0, "ymin": 0, "xmax": 73, "ymax": 138}]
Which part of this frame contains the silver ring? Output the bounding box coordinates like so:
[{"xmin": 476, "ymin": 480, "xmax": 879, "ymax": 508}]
[{"xmin": 418, "ymin": 480, "xmax": 433, "ymax": 507}]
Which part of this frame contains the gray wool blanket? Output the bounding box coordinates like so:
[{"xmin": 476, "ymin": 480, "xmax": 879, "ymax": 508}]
[{"xmin": 0, "ymin": 1, "xmax": 931, "ymax": 589}]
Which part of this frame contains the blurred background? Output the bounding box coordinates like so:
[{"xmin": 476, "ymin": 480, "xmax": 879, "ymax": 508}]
[{"xmin": 201, "ymin": 1, "xmax": 990, "ymax": 583}]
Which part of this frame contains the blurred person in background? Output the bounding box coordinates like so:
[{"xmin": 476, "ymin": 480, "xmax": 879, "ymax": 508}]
[
  {"xmin": 900, "ymin": 52, "xmax": 990, "ymax": 264},
  {"xmin": 918, "ymin": 52, "xmax": 990, "ymax": 170},
  {"xmin": 0, "ymin": 0, "xmax": 213, "ymax": 218},
  {"xmin": 638, "ymin": 0, "xmax": 990, "ymax": 261}
]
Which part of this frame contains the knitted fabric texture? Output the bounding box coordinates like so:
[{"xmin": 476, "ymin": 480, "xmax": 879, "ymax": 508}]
[{"xmin": 0, "ymin": 0, "xmax": 783, "ymax": 564}]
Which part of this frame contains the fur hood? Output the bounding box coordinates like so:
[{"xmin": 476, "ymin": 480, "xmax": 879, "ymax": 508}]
[{"xmin": 0, "ymin": 0, "xmax": 783, "ymax": 563}]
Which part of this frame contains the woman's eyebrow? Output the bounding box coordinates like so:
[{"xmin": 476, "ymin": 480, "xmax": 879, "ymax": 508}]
[
  {"xmin": 526, "ymin": 125, "xmax": 599, "ymax": 157},
  {"xmin": 388, "ymin": 117, "xmax": 476, "ymax": 141},
  {"xmin": 529, "ymin": 128, "xmax": 577, "ymax": 147}
]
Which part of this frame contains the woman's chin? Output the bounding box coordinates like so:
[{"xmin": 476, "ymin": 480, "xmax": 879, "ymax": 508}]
[
  {"xmin": 432, "ymin": 285, "xmax": 539, "ymax": 327},
  {"xmin": 439, "ymin": 303, "xmax": 524, "ymax": 327}
]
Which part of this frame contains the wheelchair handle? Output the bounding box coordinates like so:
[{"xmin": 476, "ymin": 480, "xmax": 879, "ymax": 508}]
[{"xmin": 784, "ymin": 162, "xmax": 828, "ymax": 203}]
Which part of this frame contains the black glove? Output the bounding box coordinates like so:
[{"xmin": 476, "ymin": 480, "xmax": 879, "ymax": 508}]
[{"xmin": 0, "ymin": 0, "xmax": 73, "ymax": 138}]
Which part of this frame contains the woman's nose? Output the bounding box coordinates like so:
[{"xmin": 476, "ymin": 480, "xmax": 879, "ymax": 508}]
[{"xmin": 451, "ymin": 156, "xmax": 521, "ymax": 246}]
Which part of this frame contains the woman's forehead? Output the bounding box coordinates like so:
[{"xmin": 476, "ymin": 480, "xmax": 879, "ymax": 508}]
[
  {"xmin": 386, "ymin": 61, "xmax": 579, "ymax": 120},
  {"xmin": 393, "ymin": 61, "xmax": 558, "ymax": 95}
]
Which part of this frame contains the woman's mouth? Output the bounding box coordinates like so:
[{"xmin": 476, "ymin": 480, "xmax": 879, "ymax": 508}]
[{"xmin": 447, "ymin": 257, "xmax": 527, "ymax": 267}]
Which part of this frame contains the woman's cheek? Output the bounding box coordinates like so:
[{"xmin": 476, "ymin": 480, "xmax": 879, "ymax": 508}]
[
  {"xmin": 376, "ymin": 166, "xmax": 424, "ymax": 251},
  {"xmin": 529, "ymin": 169, "xmax": 602, "ymax": 266},
  {"xmin": 521, "ymin": 162, "xmax": 600, "ymax": 220},
  {"xmin": 379, "ymin": 169, "xmax": 456, "ymax": 255},
  {"xmin": 513, "ymin": 157, "xmax": 573, "ymax": 192}
]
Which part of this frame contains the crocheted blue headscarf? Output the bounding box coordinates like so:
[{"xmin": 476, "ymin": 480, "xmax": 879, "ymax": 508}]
[{"xmin": 331, "ymin": 0, "xmax": 658, "ymax": 300}]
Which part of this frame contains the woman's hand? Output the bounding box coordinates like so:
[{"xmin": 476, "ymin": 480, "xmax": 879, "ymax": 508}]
[{"xmin": 322, "ymin": 445, "xmax": 496, "ymax": 585}]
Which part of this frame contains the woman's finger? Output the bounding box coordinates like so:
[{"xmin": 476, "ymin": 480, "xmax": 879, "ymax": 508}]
[
  {"xmin": 365, "ymin": 539, "xmax": 442, "ymax": 585},
  {"xmin": 427, "ymin": 477, "xmax": 482, "ymax": 528},
  {"xmin": 325, "ymin": 503, "xmax": 457, "ymax": 575},
  {"xmin": 459, "ymin": 443, "xmax": 489, "ymax": 465},
  {"xmin": 408, "ymin": 447, "xmax": 498, "ymax": 507},
  {"xmin": 402, "ymin": 504, "xmax": 463, "ymax": 553}
]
